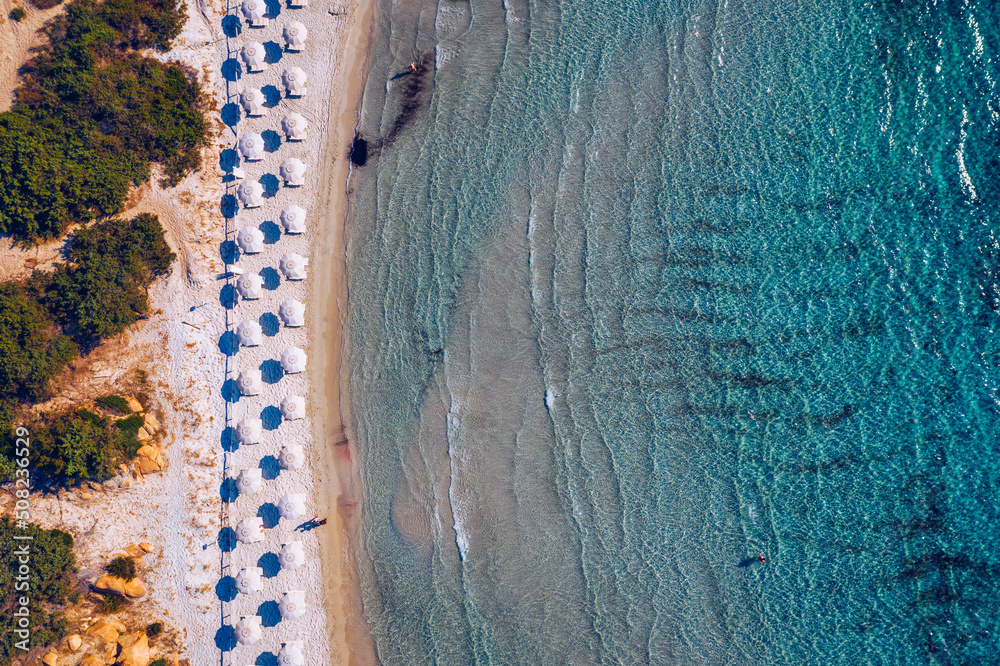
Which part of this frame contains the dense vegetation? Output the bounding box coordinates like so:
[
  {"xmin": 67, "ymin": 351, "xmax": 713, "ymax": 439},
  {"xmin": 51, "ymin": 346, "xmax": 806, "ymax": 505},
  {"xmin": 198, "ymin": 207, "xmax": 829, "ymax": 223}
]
[
  {"xmin": 0, "ymin": 0, "xmax": 206, "ymax": 241},
  {"xmin": 0, "ymin": 214, "xmax": 173, "ymax": 481},
  {"xmin": 0, "ymin": 519, "xmax": 78, "ymax": 663}
]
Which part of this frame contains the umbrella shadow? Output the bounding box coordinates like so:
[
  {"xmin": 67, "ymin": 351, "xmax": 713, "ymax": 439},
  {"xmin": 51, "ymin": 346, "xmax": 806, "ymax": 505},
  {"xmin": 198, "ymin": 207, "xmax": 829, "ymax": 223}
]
[
  {"xmin": 215, "ymin": 625, "xmax": 237, "ymax": 651},
  {"xmin": 221, "ymin": 58, "xmax": 243, "ymax": 82},
  {"xmin": 221, "ymin": 102, "xmax": 241, "ymax": 128},
  {"xmin": 218, "ymin": 331, "xmax": 240, "ymax": 357},
  {"xmin": 218, "ymin": 527, "xmax": 238, "ymax": 553},
  {"xmin": 258, "ymin": 502, "xmax": 280, "ymax": 529},
  {"xmin": 261, "ymin": 84, "xmax": 281, "ymax": 108},
  {"xmin": 221, "ymin": 239, "xmax": 240, "ymax": 265},
  {"xmin": 220, "ymin": 477, "xmax": 239, "ymax": 503},
  {"xmin": 258, "ymin": 600, "xmax": 282, "ymax": 627},
  {"xmin": 220, "ymin": 147, "xmax": 240, "ymax": 172},
  {"xmin": 259, "ymin": 312, "xmax": 280, "ymax": 337},
  {"xmin": 263, "ymin": 41, "xmax": 282, "ymax": 64},
  {"xmin": 261, "ymin": 359, "xmax": 283, "ymax": 384},
  {"xmin": 260, "ymin": 173, "xmax": 280, "ymax": 198},
  {"xmin": 263, "ymin": 0, "xmax": 281, "ymax": 17},
  {"xmin": 260, "ymin": 220, "xmax": 281, "ymax": 244},
  {"xmin": 216, "ymin": 576, "xmax": 238, "ymax": 602},
  {"xmin": 220, "ymin": 194, "xmax": 238, "ymax": 219},
  {"xmin": 260, "ymin": 266, "xmax": 281, "ymax": 290},
  {"xmin": 222, "ymin": 427, "xmax": 239, "ymax": 452},
  {"xmin": 262, "ymin": 129, "xmax": 281, "ymax": 153},
  {"xmin": 221, "ymin": 14, "xmax": 242, "ymax": 37},
  {"xmin": 255, "ymin": 653, "xmax": 278, "ymax": 666},
  {"xmin": 220, "ymin": 283, "xmax": 238, "ymax": 310},
  {"xmin": 261, "ymin": 405, "xmax": 282, "ymax": 430},
  {"xmin": 260, "ymin": 455, "xmax": 281, "ymax": 480},
  {"xmin": 258, "ymin": 552, "xmax": 281, "ymax": 578},
  {"xmin": 221, "ymin": 379, "xmax": 241, "ymax": 404}
]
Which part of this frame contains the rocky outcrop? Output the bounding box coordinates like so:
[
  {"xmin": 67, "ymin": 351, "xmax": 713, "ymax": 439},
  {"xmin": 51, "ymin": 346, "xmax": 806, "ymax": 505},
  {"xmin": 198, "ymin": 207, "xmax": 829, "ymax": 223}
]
[
  {"xmin": 143, "ymin": 413, "xmax": 160, "ymax": 434},
  {"xmin": 125, "ymin": 397, "xmax": 143, "ymax": 413},
  {"xmin": 134, "ymin": 444, "xmax": 163, "ymax": 476},
  {"xmin": 68, "ymin": 634, "xmax": 82, "ymax": 651},
  {"xmin": 117, "ymin": 632, "xmax": 150, "ymax": 666},
  {"xmin": 42, "ymin": 652, "xmax": 58, "ymax": 666},
  {"xmin": 86, "ymin": 621, "xmax": 121, "ymax": 644},
  {"xmin": 94, "ymin": 574, "xmax": 147, "ymax": 599},
  {"xmin": 80, "ymin": 657, "xmax": 104, "ymax": 666}
]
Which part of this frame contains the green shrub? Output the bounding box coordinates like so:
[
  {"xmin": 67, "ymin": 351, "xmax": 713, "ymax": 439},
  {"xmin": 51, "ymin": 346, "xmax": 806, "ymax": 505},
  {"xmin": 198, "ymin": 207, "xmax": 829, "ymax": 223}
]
[
  {"xmin": 149, "ymin": 659, "xmax": 168, "ymax": 666},
  {"xmin": 0, "ymin": 0, "xmax": 205, "ymax": 242},
  {"xmin": 26, "ymin": 408, "xmax": 140, "ymax": 481},
  {"xmin": 146, "ymin": 621, "xmax": 163, "ymax": 637},
  {"xmin": 0, "ymin": 519, "xmax": 78, "ymax": 661},
  {"xmin": 95, "ymin": 395, "xmax": 130, "ymax": 414},
  {"xmin": 98, "ymin": 594, "xmax": 123, "ymax": 613},
  {"xmin": 0, "ymin": 284, "xmax": 77, "ymax": 403},
  {"xmin": 8, "ymin": 7, "xmax": 26, "ymax": 20},
  {"xmin": 42, "ymin": 214, "xmax": 175, "ymax": 342},
  {"xmin": 114, "ymin": 415, "xmax": 144, "ymax": 434},
  {"xmin": 106, "ymin": 555, "xmax": 136, "ymax": 581}
]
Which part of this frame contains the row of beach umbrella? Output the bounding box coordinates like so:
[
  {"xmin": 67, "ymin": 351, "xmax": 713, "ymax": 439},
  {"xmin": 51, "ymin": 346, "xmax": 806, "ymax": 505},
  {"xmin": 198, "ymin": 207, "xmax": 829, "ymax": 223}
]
[{"xmin": 227, "ymin": 0, "xmax": 313, "ymax": 659}]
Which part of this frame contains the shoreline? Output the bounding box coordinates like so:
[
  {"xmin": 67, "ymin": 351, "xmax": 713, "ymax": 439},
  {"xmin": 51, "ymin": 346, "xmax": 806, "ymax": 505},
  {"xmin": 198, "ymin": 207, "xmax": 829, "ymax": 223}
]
[{"xmin": 308, "ymin": 0, "xmax": 377, "ymax": 662}]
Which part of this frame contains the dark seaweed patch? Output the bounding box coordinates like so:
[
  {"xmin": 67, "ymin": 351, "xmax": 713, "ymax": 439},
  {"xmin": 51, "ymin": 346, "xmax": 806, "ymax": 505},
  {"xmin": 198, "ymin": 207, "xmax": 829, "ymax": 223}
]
[{"xmin": 349, "ymin": 133, "xmax": 368, "ymax": 166}]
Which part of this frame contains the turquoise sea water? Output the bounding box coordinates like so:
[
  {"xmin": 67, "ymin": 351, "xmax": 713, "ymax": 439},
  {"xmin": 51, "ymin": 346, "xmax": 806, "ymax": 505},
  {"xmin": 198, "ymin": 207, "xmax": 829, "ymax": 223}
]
[{"xmin": 345, "ymin": 0, "xmax": 1000, "ymax": 663}]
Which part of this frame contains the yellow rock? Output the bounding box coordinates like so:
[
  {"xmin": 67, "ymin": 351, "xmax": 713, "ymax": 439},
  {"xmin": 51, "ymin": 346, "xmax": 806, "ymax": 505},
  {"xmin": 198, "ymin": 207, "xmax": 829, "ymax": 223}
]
[
  {"xmin": 94, "ymin": 575, "xmax": 127, "ymax": 597},
  {"xmin": 80, "ymin": 657, "xmax": 104, "ymax": 666},
  {"xmin": 135, "ymin": 455, "xmax": 160, "ymax": 476},
  {"xmin": 138, "ymin": 542, "xmax": 154, "ymax": 554},
  {"xmin": 68, "ymin": 634, "xmax": 82, "ymax": 651},
  {"xmin": 86, "ymin": 621, "xmax": 120, "ymax": 644},
  {"xmin": 136, "ymin": 445, "xmax": 160, "ymax": 464},
  {"xmin": 117, "ymin": 633, "xmax": 149, "ymax": 666},
  {"xmin": 124, "ymin": 577, "xmax": 147, "ymax": 598},
  {"xmin": 144, "ymin": 413, "xmax": 160, "ymax": 433},
  {"xmin": 124, "ymin": 544, "xmax": 144, "ymax": 559},
  {"xmin": 106, "ymin": 619, "xmax": 127, "ymax": 634},
  {"xmin": 42, "ymin": 651, "xmax": 58, "ymax": 666},
  {"xmin": 99, "ymin": 641, "xmax": 118, "ymax": 664},
  {"xmin": 120, "ymin": 478, "xmax": 132, "ymax": 489},
  {"xmin": 118, "ymin": 631, "xmax": 142, "ymax": 649},
  {"xmin": 136, "ymin": 427, "xmax": 151, "ymax": 442},
  {"xmin": 126, "ymin": 397, "xmax": 143, "ymax": 413}
]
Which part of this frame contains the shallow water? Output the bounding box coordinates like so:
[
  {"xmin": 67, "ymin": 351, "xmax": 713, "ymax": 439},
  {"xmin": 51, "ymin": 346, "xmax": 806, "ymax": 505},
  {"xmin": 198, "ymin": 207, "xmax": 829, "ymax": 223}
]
[{"xmin": 345, "ymin": 0, "xmax": 1000, "ymax": 663}]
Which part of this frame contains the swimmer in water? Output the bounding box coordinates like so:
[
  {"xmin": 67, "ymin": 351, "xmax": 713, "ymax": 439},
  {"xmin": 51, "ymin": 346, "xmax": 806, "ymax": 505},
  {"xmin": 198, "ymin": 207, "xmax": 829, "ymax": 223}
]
[{"xmin": 758, "ymin": 552, "xmax": 766, "ymax": 564}]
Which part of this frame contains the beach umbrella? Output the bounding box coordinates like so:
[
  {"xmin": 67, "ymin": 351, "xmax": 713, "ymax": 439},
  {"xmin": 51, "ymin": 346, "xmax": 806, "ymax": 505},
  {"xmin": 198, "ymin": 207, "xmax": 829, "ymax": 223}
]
[
  {"xmin": 235, "ymin": 272, "xmax": 263, "ymax": 299},
  {"xmin": 235, "ymin": 417, "xmax": 263, "ymax": 444},
  {"xmin": 279, "ymin": 158, "xmax": 307, "ymax": 186},
  {"xmin": 281, "ymin": 113, "xmax": 308, "ymax": 141},
  {"xmin": 241, "ymin": 42, "xmax": 267, "ymax": 71},
  {"xmin": 236, "ymin": 320, "xmax": 263, "ymax": 347},
  {"xmin": 278, "ymin": 542, "xmax": 305, "ymax": 571},
  {"xmin": 237, "ymin": 180, "xmax": 263, "ymax": 208},
  {"xmin": 277, "ymin": 493, "xmax": 307, "ymax": 520},
  {"xmin": 236, "ymin": 468, "xmax": 263, "ymax": 495},
  {"xmin": 280, "ymin": 347, "xmax": 307, "ymax": 374},
  {"xmin": 288, "ymin": 0, "xmax": 306, "ymax": 7},
  {"xmin": 277, "ymin": 641, "xmax": 305, "ymax": 666},
  {"xmin": 278, "ymin": 444, "xmax": 305, "ymax": 471},
  {"xmin": 279, "ymin": 590, "xmax": 307, "ymax": 620},
  {"xmin": 235, "ymin": 517, "xmax": 264, "ymax": 544},
  {"xmin": 237, "ymin": 369, "xmax": 263, "ymax": 396},
  {"xmin": 280, "ymin": 204, "xmax": 307, "ymax": 233},
  {"xmin": 235, "ymin": 567, "xmax": 264, "ymax": 594},
  {"xmin": 238, "ymin": 132, "xmax": 264, "ymax": 161},
  {"xmin": 279, "ymin": 395, "xmax": 305, "ymax": 420},
  {"xmin": 239, "ymin": 87, "xmax": 266, "ymax": 116},
  {"xmin": 283, "ymin": 21, "xmax": 307, "ymax": 50},
  {"xmin": 279, "ymin": 253, "xmax": 307, "ymax": 280},
  {"xmin": 241, "ymin": 0, "xmax": 267, "ymax": 25},
  {"xmin": 279, "ymin": 299, "xmax": 305, "ymax": 327},
  {"xmin": 282, "ymin": 67, "xmax": 307, "ymax": 96},
  {"xmin": 236, "ymin": 226, "xmax": 265, "ymax": 254},
  {"xmin": 234, "ymin": 616, "xmax": 262, "ymax": 644}
]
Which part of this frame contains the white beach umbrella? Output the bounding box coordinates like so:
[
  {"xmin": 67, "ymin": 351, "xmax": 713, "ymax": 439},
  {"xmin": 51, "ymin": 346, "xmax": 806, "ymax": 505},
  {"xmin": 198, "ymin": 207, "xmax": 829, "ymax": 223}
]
[
  {"xmin": 277, "ymin": 493, "xmax": 307, "ymax": 521},
  {"xmin": 280, "ymin": 347, "xmax": 307, "ymax": 374},
  {"xmin": 235, "ymin": 417, "xmax": 263, "ymax": 444},
  {"xmin": 235, "ymin": 271, "xmax": 263, "ymax": 300},
  {"xmin": 236, "ymin": 369, "xmax": 262, "ymax": 396},
  {"xmin": 236, "ymin": 320, "xmax": 263, "ymax": 347},
  {"xmin": 279, "ymin": 299, "xmax": 305, "ymax": 327},
  {"xmin": 236, "ymin": 226, "xmax": 265, "ymax": 254},
  {"xmin": 283, "ymin": 21, "xmax": 307, "ymax": 50},
  {"xmin": 277, "ymin": 641, "xmax": 305, "ymax": 666},
  {"xmin": 279, "ymin": 395, "xmax": 305, "ymax": 420},
  {"xmin": 241, "ymin": 0, "xmax": 267, "ymax": 24},
  {"xmin": 239, "ymin": 87, "xmax": 266, "ymax": 116},
  {"xmin": 279, "ymin": 590, "xmax": 307, "ymax": 620},
  {"xmin": 278, "ymin": 542, "xmax": 305, "ymax": 571},
  {"xmin": 234, "ymin": 616, "xmax": 262, "ymax": 644},
  {"xmin": 279, "ymin": 253, "xmax": 307, "ymax": 280},
  {"xmin": 280, "ymin": 204, "xmax": 307, "ymax": 234},
  {"xmin": 238, "ymin": 132, "xmax": 264, "ymax": 161},
  {"xmin": 235, "ymin": 517, "xmax": 264, "ymax": 544},
  {"xmin": 241, "ymin": 42, "xmax": 267, "ymax": 71},
  {"xmin": 278, "ymin": 444, "xmax": 305, "ymax": 471},
  {"xmin": 235, "ymin": 567, "xmax": 264, "ymax": 595},
  {"xmin": 237, "ymin": 180, "xmax": 263, "ymax": 208},
  {"xmin": 236, "ymin": 468, "xmax": 263, "ymax": 495},
  {"xmin": 281, "ymin": 113, "xmax": 308, "ymax": 141},
  {"xmin": 279, "ymin": 157, "xmax": 307, "ymax": 186},
  {"xmin": 288, "ymin": 0, "xmax": 306, "ymax": 7},
  {"xmin": 282, "ymin": 67, "xmax": 307, "ymax": 96}
]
